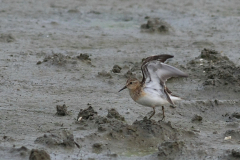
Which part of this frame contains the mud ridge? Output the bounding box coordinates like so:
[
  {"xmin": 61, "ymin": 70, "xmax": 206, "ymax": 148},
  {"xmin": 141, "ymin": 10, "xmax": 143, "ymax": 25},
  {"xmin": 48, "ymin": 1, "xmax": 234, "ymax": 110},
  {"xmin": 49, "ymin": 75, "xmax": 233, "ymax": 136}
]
[
  {"xmin": 141, "ymin": 17, "xmax": 173, "ymax": 34},
  {"xmin": 29, "ymin": 149, "xmax": 51, "ymax": 160},
  {"xmin": 38, "ymin": 53, "xmax": 92, "ymax": 66},
  {"xmin": 187, "ymin": 48, "xmax": 240, "ymax": 91},
  {"xmin": 76, "ymin": 106, "xmax": 197, "ymax": 157},
  {"xmin": 35, "ymin": 130, "xmax": 78, "ymax": 149}
]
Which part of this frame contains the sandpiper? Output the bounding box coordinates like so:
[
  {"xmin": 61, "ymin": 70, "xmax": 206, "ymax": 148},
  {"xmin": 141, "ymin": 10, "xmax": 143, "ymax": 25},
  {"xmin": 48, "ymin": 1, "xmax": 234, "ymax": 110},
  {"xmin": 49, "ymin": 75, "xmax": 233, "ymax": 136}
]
[{"xmin": 119, "ymin": 54, "xmax": 188, "ymax": 120}]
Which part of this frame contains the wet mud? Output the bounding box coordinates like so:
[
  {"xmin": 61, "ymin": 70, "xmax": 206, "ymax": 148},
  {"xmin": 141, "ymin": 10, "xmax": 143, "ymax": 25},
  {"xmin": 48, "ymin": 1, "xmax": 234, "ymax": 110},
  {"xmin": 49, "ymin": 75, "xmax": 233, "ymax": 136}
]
[
  {"xmin": 56, "ymin": 104, "xmax": 69, "ymax": 116},
  {"xmin": 35, "ymin": 130, "xmax": 79, "ymax": 149},
  {"xmin": 141, "ymin": 18, "xmax": 173, "ymax": 34},
  {"xmin": 0, "ymin": 33, "xmax": 15, "ymax": 43},
  {"xmin": 29, "ymin": 149, "xmax": 51, "ymax": 160},
  {"xmin": 158, "ymin": 141, "xmax": 185, "ymax": 158},
  {"xmin": 0, "ymin": 0, "xmax": 240, "ymax": 159},
  {"xmin": 187, "ymin": 48, "xmax": 240, "ymax": 91},
  {"xmin": 75, "ymin": 106, "xmax": 199, "ymax": 159},
  {"xmin": 40, "ymin": 53, "xmax": 92, "ymax": 67},
  {"xmin": 232, "ymin": 149, "xmax": 240, "ymax": 158},
  {"xmin": 112, "ymin": 65, "xmax": 122, "ymax": 73},
  {"xmin": 10, "ymin": 146, "xmax": 30, "ymax": 159}
]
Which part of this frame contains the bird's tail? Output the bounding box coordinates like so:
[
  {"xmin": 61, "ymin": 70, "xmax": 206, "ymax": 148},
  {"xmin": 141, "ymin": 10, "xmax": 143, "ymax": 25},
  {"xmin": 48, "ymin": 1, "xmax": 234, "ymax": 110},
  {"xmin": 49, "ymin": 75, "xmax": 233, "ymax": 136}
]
[{"xmin": 170, "ymin": 95, "xmax": 182, "ymax": 101}]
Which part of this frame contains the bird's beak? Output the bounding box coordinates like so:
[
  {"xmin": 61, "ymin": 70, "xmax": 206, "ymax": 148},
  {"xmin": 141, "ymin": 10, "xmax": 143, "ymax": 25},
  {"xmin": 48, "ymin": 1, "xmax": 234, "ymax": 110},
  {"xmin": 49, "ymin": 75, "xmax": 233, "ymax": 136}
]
[{"xmin": 118, "ymin": 86, "xmax": 127, "ymax": 92}]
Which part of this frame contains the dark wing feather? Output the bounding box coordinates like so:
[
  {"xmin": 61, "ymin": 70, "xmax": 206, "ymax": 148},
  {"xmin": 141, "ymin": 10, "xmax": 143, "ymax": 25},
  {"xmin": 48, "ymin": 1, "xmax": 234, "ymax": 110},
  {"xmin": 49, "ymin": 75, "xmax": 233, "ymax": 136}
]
[
  {"xmin": 140, "ymin": 54, "xmax": 188, "ymax": 105},
  {"xmin": 165, "ymin": 87, "xmax": 180, "ymax": 97},
  {"xmin": 165, "ymin": 87, "xmax": 172, "ymax": 94},
  {"xmin": 160, "ymin": 81, "xmax": 174, "ymax": 105},
  {"xmin": 142, "ymin": 54, "xmax": 174, "ymax": 66},
  {"xmin": 141, "ymin": 54, "xmax": 174, "ymax": 84},
  {"xmin": 164, "ymin": 88, "xmax": 174, "ymax": 105}
]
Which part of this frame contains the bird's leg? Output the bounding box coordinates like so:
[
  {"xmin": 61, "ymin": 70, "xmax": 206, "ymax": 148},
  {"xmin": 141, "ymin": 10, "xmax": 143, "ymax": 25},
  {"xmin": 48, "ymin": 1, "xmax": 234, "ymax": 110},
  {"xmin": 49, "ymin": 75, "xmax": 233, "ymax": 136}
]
[
  {"xmin": 149, "ymin": 106, "xmax": 155, "ymax": 119},
  {"xmin": 161, "ymin": 106, "xmax": 165, "ymax": 121}
]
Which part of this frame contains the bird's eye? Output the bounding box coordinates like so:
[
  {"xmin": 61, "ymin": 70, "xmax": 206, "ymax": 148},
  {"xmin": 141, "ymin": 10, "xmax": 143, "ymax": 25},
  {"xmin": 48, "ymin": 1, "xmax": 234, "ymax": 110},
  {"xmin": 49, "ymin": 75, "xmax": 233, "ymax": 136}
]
[{"xmin": 129, "ymin": 82, "xmax": 132, "ymax": 84}]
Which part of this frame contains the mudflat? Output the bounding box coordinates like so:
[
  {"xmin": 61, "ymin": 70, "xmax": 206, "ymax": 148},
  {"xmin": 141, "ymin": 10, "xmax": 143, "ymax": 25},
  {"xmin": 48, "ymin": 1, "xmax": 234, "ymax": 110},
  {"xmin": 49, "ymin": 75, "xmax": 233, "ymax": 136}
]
[{"xmin": 0, "ymin": 0, "xmax": 240, "ymax": 159}]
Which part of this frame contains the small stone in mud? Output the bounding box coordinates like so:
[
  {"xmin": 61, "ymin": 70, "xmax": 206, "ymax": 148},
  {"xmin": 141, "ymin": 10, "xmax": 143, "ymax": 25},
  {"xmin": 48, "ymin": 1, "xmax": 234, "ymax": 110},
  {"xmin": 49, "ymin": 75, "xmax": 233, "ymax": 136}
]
[
  {"xmin": 112, "ymin": 65, "xmax": 122, "ymax": 73},
  {"xmin": 77, "ymin": 53, "xmax": 91, "ymax": 61},
  {"xmin": 191, "ymin": 114, "xmax": 203, "ymax": 122},
  {"xmin": 232, "ymin": 112, "xmax": 240, "ymax": 119},
  {"xmin": 29, "ymin": 149, "xmax": 51, "ymax": 160},
  {"xmin": 224, "ymin": 130, "xmax": 240, "ymax": 139},
  {"xmin": 232, "ymin": 149, "xmax": 240, "ymax": 157},
  {"xmin": 98, "ymin": 70, "xmax": 112, "ymax": 78},
  {"xmin": 56, "ymin": 104, "xmax": 68, "ymax": 116},
  {"xmin": 107, "ymin": 108, "xmax": 125, "ymax": 121},
  {"xmin": 158, "ymin": 141, "xmax": 185, "ymax": 157},
  {"xmin": 77, "ymin": 106, "xmax": 97, "ymax": 120},
  {"xmin": 36, "ymin": 61, "xmax": 42, "ymax": 65}
]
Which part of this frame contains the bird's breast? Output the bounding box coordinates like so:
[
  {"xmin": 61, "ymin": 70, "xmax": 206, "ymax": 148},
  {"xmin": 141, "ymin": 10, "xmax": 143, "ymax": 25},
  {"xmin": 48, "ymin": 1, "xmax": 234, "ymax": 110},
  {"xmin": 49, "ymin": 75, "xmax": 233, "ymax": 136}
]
[{"xmin": 128, "ymin": 88, "xmax": 168, "ymax": 107}]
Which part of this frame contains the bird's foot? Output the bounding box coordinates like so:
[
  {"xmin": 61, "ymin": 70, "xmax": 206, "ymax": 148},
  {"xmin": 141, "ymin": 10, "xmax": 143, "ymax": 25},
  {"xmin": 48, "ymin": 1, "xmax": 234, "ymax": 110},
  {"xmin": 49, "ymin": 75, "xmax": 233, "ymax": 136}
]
[
  {"xmin": 148, "ymin": 115, "xmax": 153, "ymax": 120},
  {"xmin": 160, "ymin": 115, "xmax": 165, "ymax": 121},
  {"xmin": 148, "ymin": 107, "xmax": 155, "ymax": 119}
]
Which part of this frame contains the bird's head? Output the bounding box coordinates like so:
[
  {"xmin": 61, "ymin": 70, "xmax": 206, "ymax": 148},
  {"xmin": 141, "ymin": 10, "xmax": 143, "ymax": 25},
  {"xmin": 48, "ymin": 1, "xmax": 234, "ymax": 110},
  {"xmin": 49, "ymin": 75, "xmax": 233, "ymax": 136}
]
[{"xmin": 119, "ymin": 78, "xmax": 140, "ymax": 92}]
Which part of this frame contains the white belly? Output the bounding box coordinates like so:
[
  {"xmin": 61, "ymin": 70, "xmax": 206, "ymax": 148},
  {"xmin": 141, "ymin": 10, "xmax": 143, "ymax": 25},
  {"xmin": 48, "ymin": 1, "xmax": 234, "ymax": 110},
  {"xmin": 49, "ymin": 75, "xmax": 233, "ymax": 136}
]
[{"xmin": 135, "ymin": 93, "xmax": 169, "ymax": 107}]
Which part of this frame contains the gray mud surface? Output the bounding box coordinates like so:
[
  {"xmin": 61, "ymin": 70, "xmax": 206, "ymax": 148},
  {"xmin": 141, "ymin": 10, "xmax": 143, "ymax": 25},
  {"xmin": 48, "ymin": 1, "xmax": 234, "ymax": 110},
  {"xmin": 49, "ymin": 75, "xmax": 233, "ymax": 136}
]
[{"xmin": 0, "ymin": 0, "xmax": 240, "ymax": 159}]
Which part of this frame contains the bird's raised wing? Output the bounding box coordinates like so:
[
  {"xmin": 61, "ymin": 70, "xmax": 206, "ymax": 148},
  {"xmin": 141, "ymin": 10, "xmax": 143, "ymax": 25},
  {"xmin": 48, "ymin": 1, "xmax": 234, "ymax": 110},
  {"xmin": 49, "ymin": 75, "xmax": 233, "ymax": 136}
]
[
  {"xmin": 141, "ymin": 54, "xmax": 173, "ymax": 84},
  {"xmin": 149, "ymin": 62, "xmax": 188, "ymax": 83},
  {"xmin": 141, "ymin": 54, "xmax": 187, "ymax": 84},
  {"xmin": 141, "ymin": 55, "xmax": 188, "ymax": 104}
]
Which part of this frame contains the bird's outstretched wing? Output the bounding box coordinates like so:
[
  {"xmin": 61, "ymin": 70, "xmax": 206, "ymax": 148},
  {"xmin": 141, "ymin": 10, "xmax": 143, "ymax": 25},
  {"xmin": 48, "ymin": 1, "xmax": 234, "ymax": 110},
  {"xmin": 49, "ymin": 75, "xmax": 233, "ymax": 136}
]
[
  {"xmin": 141, "ymin": 54, "xmax": 188, "ymax": 104},
  {"xmin": 141, "ymin": 54, "xmax": 173, "ymax": 84}
]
